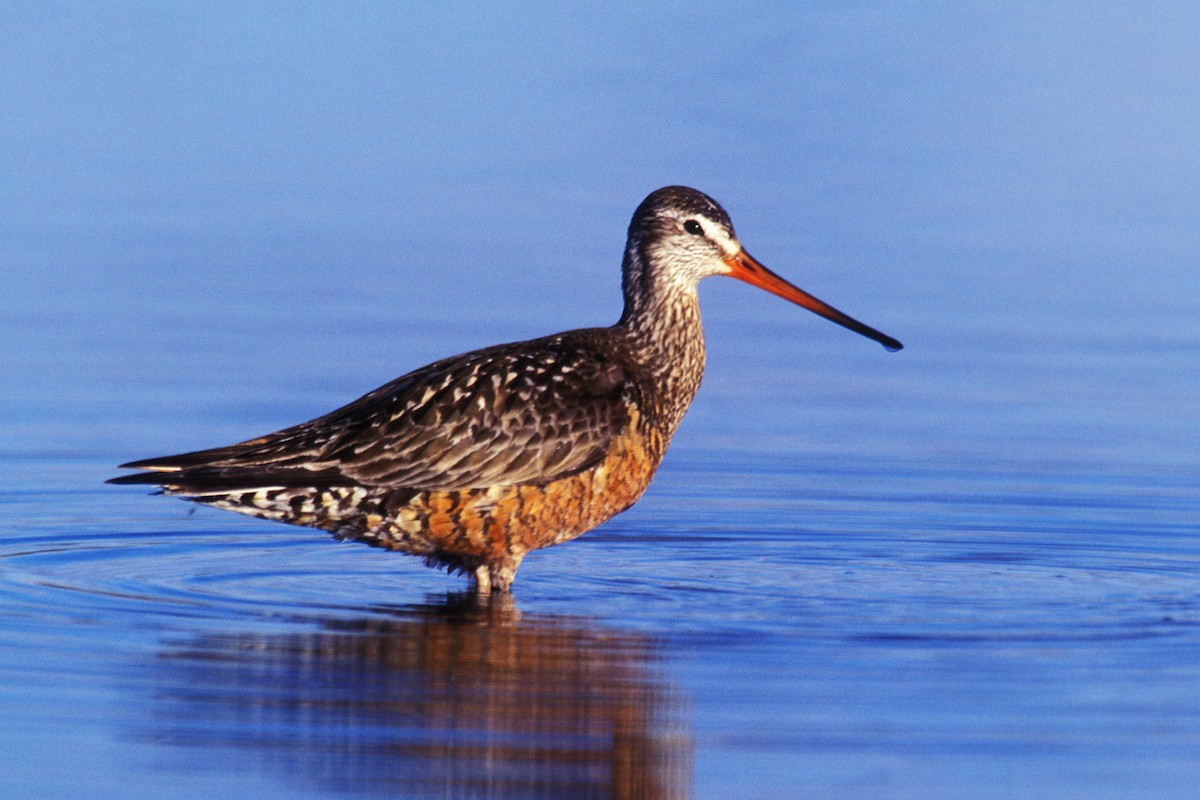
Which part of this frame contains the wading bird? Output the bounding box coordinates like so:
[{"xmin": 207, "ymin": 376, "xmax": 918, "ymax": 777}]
[{"xmin": 110, "ymin": 186, "xmax": 902, "ymax": 592}]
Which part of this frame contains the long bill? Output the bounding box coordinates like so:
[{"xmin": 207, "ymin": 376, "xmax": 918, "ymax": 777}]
[{"xmin": 724, "ymin": 250, "xmax": 903, "ymax": 352}]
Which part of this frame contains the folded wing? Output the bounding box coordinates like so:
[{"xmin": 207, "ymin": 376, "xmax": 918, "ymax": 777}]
[{"xmin": 109, "ymin": 335, "xmax": 634, "ymax": 494}]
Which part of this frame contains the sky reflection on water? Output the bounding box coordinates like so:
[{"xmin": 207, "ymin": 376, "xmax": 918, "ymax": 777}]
[{"xmin": 2, "ymin": 3, "xmax": 1199, "ymax": 799}]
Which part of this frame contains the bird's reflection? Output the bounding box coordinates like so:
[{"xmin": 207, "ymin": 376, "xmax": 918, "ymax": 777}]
[{"xmin": 151, "ymin": 593, "xmax": 691, "ymax": 799}]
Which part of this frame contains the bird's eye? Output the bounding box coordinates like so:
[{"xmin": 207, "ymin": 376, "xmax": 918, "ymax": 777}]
[{"xmin": 683, "ymin": 220, "xmax": 704, "ymax": 236}]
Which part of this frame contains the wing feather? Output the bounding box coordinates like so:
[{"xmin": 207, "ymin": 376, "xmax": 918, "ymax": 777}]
[{"xmin": 110, "ymin": 332, "xmax": 636, "ymax": 492}]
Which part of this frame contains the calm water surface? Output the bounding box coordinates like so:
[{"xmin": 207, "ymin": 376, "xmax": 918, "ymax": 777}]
[
  {"xmin": 3, "ymin": 5, "xmax": 1200, "ymax": 799},
  {"xmin": 3, "ymin": 304, "xmax": 1197, "ymax": 798}
]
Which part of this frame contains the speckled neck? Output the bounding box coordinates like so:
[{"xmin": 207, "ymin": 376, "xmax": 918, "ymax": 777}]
[{"xmin": 616, "ymin": 239, "xmax": 708, "ymax": 437}]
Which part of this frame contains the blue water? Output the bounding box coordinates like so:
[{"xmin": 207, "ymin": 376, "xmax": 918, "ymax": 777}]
[{"xmin": 3, "ymin": 4, "xmax": 1199, "ymax": 798}]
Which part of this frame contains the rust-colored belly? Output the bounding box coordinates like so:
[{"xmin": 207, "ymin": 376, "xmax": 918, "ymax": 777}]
[
  {"xmin": 364, "ymin": 421, "xmax": 662, "ymax": 562},
  {"xmin": 206, "ymin": 412, "xmax": 668, "ymax": 569}
]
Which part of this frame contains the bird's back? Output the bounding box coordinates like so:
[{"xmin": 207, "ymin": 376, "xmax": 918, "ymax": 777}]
[{"xmin": 109, "ymin": 327, "xmax": 677, "ymax": 582}]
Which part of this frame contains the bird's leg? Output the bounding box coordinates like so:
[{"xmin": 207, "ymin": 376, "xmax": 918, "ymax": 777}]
[
  {"xmin": 494, "ymin": 553, "xmax": 527, "ymax": 592},
  {"xmin": 468, "ymin": 555, "xmax": 524, "ymax": 593},
  {"xmin": 470, "ymin": 564, "xmax": 492, "ymax": 594}
]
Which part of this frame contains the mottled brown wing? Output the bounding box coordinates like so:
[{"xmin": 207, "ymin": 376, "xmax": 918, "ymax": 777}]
[{"xmin": 112, "ymin": 333, "xmax": 635, "ymax": 492}]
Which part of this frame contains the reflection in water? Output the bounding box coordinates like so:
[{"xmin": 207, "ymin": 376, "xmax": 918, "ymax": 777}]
[{"xmin": 150, "ymin": 594, "xmax": 691, "ymax": 799}]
